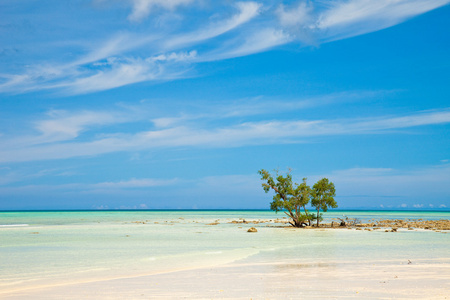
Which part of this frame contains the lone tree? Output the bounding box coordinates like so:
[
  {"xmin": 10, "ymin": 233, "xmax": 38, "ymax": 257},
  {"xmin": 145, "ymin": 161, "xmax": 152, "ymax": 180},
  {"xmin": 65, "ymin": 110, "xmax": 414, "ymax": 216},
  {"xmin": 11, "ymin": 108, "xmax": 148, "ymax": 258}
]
[
  {"xmin": 258, "ymin": 169, "xmax": 315, "ymax": 227},
  {"xmin": 292, "ymin": 177, "xmax": 315, "ymax": 226},
  {"xmin": 311, "ymin": 178, "xmax": 337, "ymax": 227},
  {"xmin": 259, "ymin": 169, "xmax": 337, "ymax": 228}
]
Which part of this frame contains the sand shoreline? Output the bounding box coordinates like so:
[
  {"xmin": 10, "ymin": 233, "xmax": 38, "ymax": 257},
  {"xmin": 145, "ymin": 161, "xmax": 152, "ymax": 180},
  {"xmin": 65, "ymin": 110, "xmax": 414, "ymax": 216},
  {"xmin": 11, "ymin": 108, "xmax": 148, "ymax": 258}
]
[{"xmin": 3, "ymin": 257, "xmax": 450, "ymax": 299}]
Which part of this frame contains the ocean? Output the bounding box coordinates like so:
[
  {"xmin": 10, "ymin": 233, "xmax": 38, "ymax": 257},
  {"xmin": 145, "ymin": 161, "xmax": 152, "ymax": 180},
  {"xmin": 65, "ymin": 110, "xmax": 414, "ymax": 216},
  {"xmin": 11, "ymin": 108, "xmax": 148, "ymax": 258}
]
[{"xmin": 1, "ymin": 210, "xmax": 449, "ymax": 298}]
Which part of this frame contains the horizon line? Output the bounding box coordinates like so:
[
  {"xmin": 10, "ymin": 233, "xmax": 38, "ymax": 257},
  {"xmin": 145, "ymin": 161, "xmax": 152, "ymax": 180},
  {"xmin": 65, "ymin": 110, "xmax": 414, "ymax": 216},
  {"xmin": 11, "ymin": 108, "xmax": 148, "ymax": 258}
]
[{"xmin": 1, "ymin": 208, "xmax": 449, "ymax": 213}]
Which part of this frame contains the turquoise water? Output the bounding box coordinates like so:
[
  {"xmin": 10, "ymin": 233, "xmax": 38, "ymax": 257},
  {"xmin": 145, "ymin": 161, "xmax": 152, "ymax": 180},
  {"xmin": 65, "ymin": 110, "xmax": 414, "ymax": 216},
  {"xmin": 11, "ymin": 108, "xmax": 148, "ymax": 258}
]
[
  {"xmin": 1, "ymin": 210, "xmax": 449, "ymax": 295},
  {"xmin": 1, "ymin": 210, "xmax": 449, "ymax": 226}
]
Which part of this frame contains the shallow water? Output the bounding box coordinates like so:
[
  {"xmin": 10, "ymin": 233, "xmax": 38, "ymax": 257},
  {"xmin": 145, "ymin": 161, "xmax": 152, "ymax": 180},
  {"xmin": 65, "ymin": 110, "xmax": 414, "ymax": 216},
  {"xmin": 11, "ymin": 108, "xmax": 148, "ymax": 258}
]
[
  {"xmin": 1, "ymin": 210, "xmax": 449, "ymax": 226},
  {"xmin": 1, "ymin": 210, "xmax": 449, "ymax": 296}
]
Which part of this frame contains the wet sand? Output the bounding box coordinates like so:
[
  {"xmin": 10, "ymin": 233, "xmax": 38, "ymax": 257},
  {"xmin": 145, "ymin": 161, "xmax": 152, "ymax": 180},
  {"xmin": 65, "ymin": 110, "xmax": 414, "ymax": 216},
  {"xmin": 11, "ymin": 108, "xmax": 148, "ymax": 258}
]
[{"xmin": 3, "ymin": 256, "xmax": 449, "ymax": 299}]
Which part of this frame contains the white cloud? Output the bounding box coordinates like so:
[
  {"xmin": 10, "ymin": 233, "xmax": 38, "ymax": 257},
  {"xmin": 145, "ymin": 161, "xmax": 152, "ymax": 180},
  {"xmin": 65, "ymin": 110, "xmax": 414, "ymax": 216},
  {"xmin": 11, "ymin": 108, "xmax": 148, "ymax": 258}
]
[
  {"xmin": 1, "ymin": 1, "xmax": 449, "ymax": 95},
  {"xmin": 184, "ymin": 90, "xmax": 385, "ymax": 118},
  {"xmin": 1, "ymin": 108, "xmax": 450, "ymax": 163},
  {"xmin": 3, "ymin": 109, "xmax": 131, "ymax": 149},
  {"xmin": 0, "ymin": 167, "xmax": 79, "ymax": 186},
  {"xmin": 75, "ymin": 33, "xmax": 159, "ymax": 66},
  {"xmin": 152, "ymin": 116, "xmax": 190, "ymax": 128},
  {"xmin": 277, "ymin": 2, "xmax": 313, "ymax": 28},
  {"xmin": 128, "ymin": 0, "xmax": 194, "ymax": 22},
  {"xmin": 0, "ymin": 74, "xmax": 32, "ymax": 92},
  {"xmin": 164, "ymin": 2, "xmax": 261, "ymax": 49},
  {"xmin": 150, "ymin": 50, "xmax": 197, "ymax": 62},
  {"xmin": 208, "ymin": 28, "xmax": 292, "ymax": 60},
  {"xmin": 353, "ymin": 110, "xmax": 450, "ymax": 131},
  {"xmin": 35, "ymin": 110, "xmax": 123, "ymax": 142},
  {"xmin": 59, "ymin": 53, "xmax": 196, "ymax": 94},
  {"xmin": 68, "ymin": 60, "xmax": 153, "ymax": 94},
  {"xmin": 276, "ymin": 1, "xmax": 316, "ymax": 43},
  {"xmin": 310, "ymin": 0, "xmax": 450, "ymax": 41},
  {"xmin": 0, "ymin": 177, "xmax": 177, "ymax": 194},
  {"xmin": 94, "ymin": 178, "xmax": 178, "ymax": 188},
  {"xmin": 413, "ymin": 204, "xmax": 424, "ymax": 208}
]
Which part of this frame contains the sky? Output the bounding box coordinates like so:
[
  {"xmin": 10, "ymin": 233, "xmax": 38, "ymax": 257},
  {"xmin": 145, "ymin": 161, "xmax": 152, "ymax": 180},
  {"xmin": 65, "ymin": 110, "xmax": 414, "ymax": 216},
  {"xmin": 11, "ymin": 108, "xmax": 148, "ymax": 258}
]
[{"xmin": 0, "ymin": 0, "xmax": 449, "ymax": 210}]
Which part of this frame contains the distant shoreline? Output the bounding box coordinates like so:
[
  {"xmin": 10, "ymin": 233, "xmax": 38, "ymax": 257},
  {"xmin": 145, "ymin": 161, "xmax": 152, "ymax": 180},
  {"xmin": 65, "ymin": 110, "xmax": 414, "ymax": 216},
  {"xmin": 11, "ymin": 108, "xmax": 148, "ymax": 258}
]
[{"xmin": 1, "ymin": 208, "xmax": 449, "ymax": 213}]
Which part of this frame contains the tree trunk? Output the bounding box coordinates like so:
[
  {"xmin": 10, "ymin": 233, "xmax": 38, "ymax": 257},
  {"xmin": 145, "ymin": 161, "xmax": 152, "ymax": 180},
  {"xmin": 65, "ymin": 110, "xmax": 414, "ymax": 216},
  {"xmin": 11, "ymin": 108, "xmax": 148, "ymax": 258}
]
[
  {"xmin": 316, "ymin": 208, "xmax": 320, "ymax": 227},
  {"xmin": 302, "ymin": 205, "xmax": 311, "ymax": 226}
]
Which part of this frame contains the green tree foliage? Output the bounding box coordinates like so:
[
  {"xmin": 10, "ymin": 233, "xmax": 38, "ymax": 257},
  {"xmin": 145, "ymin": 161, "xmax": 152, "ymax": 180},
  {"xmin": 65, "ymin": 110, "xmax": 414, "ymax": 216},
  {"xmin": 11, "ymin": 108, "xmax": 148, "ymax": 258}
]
[
  {"xmin": 311, "ymin": 178, "xmax": 337, "ymax": 227},
  {"xmin": 259, "ymin": 169, "xmax": 337, "ymax": 228},
  {"xmin": 258, "ymin": 169, "xmax": 314, "ymax": 227}
]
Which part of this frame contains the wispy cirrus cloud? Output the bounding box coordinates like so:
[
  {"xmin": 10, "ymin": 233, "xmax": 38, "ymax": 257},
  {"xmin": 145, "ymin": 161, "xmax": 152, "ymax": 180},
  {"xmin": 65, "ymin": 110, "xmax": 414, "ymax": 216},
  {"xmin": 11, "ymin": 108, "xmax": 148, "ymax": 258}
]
[
  {"xmin": 313, "ymin": 0, "xmax": 450, "ymax": 42},
  {"xmin": 1, "ymin": 102, "xmax": 450, "ymax": 163},
  {"xmin": 164, "ymin": 2, "xmax": 262, "ymax": 50},
  {"xmin": 4, "ymin": 109, "xmax": 131, "ymax": 148},
  {"xmin": 0, "ymin": 178, "xmax": 178, "ymax": 194},
  {"xmin": 0, "ymin": 167, "xmax": 77, "ymax": 186},
  {"xmin": 202, "ymin": 28, "xmax": 291, "ymax": 61},
  {"xmin": 276, "ymin": 0, "xmax": 450, "ymax": 43},
  {"xmin": 60, "ymin": 57, "xmax": 174, "ymax": 94},
  {"xmin": 1, "ymin": 0, "xmax": 448, "ymax": 95},
  {"xmin": 0, "ymin": 2, "xmax": 259, "ymax": 94},
  {"xmin": 35, "ymin": 110, "xmax": 126, "ymax": 142}
]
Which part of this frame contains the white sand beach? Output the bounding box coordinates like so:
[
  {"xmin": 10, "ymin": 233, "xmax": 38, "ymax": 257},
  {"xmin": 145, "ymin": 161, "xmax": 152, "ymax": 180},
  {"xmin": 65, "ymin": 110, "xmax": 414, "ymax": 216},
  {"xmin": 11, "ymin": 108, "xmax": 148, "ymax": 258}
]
[{"xmin": 4, "ymin": 257, "xmax": 450, "ymax": 299}]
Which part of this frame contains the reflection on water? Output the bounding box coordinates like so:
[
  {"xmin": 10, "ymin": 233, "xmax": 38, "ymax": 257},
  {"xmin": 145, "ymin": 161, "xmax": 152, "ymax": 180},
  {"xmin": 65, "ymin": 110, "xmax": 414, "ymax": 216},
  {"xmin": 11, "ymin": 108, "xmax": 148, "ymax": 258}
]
[{"xmin": 276, "ymin": 262, "xmax": 335, "ymax": 269}]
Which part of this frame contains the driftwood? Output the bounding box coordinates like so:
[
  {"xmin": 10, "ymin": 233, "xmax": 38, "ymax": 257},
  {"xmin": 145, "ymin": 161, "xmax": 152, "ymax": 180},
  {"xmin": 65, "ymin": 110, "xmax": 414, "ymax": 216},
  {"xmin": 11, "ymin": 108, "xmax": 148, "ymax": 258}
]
[{"xmin": 335, "ymin": 215, "xmax": 361, "ymax": 227}]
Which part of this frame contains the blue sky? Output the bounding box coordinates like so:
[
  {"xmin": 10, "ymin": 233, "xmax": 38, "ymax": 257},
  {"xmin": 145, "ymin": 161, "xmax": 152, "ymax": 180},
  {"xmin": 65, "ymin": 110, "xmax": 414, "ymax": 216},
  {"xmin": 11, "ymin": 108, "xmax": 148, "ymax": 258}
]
[{"xmin": 1, "ymin": 0, "xmax": 449, "ymax": 210}]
